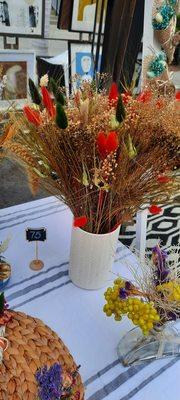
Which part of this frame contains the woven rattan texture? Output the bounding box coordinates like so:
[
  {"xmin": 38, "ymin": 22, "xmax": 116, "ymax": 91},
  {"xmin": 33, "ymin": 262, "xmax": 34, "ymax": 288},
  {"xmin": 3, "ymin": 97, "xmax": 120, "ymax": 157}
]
[{"xmin": 0, "ymin": 311, "xmax": 84, "ymax": 400}]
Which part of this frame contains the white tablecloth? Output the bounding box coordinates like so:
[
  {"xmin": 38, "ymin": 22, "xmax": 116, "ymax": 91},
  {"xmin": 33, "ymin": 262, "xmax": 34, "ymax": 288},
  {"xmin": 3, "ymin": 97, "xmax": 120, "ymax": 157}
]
[{"xmin": 0, "ymin": 196, "xmax": 179, "ymax": 400}]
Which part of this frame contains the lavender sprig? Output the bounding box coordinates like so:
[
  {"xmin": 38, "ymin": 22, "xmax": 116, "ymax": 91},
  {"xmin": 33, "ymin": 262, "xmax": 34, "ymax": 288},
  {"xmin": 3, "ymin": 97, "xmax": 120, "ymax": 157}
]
[
  {"xmin": 152, "ymin": 245, "xmax": 169, "ymax": 284},
  {"xmin": 35, "ymin": 363, "xmax": 62, "ymax": 400}
]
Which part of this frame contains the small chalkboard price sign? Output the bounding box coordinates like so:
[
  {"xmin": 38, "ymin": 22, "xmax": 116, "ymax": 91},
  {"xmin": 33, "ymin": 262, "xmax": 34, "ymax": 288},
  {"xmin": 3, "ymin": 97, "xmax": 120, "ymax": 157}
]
[
  {"xmin": 26, "ymin": 228, "xmax": 47, "ymax": 242},
  {"xmin": 26, "ymin": 228, "xmax": 47, "ymax": 271}
]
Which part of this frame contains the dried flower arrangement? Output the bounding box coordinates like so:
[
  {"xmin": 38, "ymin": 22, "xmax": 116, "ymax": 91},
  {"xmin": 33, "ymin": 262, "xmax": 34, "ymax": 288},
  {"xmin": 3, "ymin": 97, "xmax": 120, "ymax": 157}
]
[
  {"xmin": 103, "ymin": 245, "xmax": 180, "ymax": 336},
  {"xmin": 35, "ymin": 363, "xmax": 81, "ymax": 400},
  {"xmin": 1, "ymin": 76, "xmax": 179, "ymax": 234}
]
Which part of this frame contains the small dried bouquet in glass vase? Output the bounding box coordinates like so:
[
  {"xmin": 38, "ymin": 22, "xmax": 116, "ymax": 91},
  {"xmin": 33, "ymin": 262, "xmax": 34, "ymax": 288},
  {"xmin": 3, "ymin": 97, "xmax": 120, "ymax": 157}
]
[
  {"xmin": 1, "ymin": 75, "xmax": 179, "ymax": 289},
  {"xmin": 104, "ymin": 245, "xmax": 180, "ymax": 366}
]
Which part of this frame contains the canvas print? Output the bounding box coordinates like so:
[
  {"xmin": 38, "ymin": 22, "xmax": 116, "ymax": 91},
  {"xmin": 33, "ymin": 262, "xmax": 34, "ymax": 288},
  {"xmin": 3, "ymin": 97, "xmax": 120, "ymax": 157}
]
[
  {"xmin": 71, "ymin": 0, "xmax": 107, "ymax": 32},
  {"xmin": 76, "ymin": 52, "xmax": 94, "ymax": 82},
  {"xmin": 0, "ymin": 61, "xmax": 27, "ymax": 100},
  {"xmin": 69, "ymin": 43, "xmax": 102, "ymax": 90},
  {"xmin": 0, "ymin": 51, "xmax": 35, "ymax": 109},
  {"xmin": 0, "ymin": 0, "xmax": 44, "ymax": 37}
]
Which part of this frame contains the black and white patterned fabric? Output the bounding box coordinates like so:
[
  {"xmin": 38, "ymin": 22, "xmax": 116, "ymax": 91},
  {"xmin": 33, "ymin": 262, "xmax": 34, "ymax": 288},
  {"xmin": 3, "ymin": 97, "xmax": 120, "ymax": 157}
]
[{"xmin": 120, "ymin": 202, "xmax": 180, "ymax": 254}]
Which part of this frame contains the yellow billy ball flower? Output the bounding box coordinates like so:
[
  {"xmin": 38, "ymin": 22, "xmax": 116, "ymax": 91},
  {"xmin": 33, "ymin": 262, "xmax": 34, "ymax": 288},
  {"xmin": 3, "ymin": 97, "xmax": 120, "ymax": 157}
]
[
  {"xmin": 156, "ymin": 281, "xmax": 180, "ymax": 302},
  {"xmin": 103, "ymin": 280, "xmax": 160, "ymax": 336}
]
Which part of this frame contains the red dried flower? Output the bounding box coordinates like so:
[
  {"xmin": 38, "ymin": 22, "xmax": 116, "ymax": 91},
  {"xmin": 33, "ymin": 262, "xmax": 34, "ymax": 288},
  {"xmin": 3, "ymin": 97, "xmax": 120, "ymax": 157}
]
[
  {"xmin": 137, "ymin": 90, "xmax": 152, "ymax": 103},
  {"xmin": 109, "ymin": 82, "xmax": 119, "ymax": 104},
  {"xmin": 175, "ymin": 91, "xmax": 180, "ymax": 101},
  {"xmin": 97, "ymin": 131, "xmax": 119, "ymax": 159},
  {"xmin": 157, "ymin": 175, "xmax": 171, "ymax": 184},
  {"xmin": 106, "ymin": 131, "xmax": 119, "ymax": 154},
  {"xmin": 97, "ymin": 131, "xmax": 107, "ymax": 159},
  {"xmin": 149, "ymin": 205, "xmax": 162, "ymax": 214},
  {"xmin": 23, "ymin": 106, "xmax": 42, "ymax": 126},
  {"xmin": 73, "ymin": 216, "xmax": 88, "ymax": 228},
  {"xmin": 41, "ymin": 86, "xmax": 56, "ymax": 118}
]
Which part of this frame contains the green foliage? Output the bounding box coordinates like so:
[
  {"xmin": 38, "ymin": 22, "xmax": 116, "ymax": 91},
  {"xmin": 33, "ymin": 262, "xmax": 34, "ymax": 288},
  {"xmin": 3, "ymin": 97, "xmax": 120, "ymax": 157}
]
[
  {"xmin": 50, "ymin": 78, "xmax": 65, "ymax": 106},
  {"xmin": 126, "ymin": 134, "xmax": 137, "ymax": 159},
  {"xmin": 116, "ymin": 94, "xmax": 126, "ymax": 123},
  {"xmin": 176, "ymin": 14, "xmax": 180, "ymax": 31},
  {"xmin": 56, "ymin": 103, "xmax": 68, "ymax": 129},
  {"xmin": 50, "ymin": 77, "xmax": 57, "ymax": 97},
  {"xmin": 0, "ymin": 292, "xmax": 5, "ymax": 313},
  {"xmin": 29, "ymin": 78, "xmax": 42, "ymax": 105}
]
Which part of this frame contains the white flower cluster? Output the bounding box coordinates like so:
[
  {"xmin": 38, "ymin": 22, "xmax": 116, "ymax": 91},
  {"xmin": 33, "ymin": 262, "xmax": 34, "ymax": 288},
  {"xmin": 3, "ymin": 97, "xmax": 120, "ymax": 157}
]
[{"xmin": 40, "ymin": 74, "xmax": 49, "ymax": 87}]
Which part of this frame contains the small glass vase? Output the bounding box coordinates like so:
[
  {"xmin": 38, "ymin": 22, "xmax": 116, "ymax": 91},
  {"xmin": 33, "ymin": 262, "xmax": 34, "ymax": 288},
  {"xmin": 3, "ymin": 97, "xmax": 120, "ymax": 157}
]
[{"xmin": 117, "ymin": 321, "xmax": 180, "ymax": 366}]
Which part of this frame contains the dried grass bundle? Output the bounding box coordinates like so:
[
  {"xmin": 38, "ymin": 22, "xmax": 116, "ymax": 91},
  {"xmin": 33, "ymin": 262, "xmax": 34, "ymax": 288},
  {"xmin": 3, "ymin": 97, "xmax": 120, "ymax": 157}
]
[{"xmin": 1, "ymin": 78, "xmax": 180, "ymax": 234}]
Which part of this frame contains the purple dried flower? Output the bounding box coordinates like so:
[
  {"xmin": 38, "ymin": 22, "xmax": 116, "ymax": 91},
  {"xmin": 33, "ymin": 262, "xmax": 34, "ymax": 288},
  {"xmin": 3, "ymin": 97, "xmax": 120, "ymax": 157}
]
[
  {"xmin": 119, "ymin": 288, "xmax": 128, "ymax": 299},
  {"xmin": 35, "ymin": 363, "xmax": 62, "ymax": 400},
  {"xmin": 160, "ymin": 270, "xmax": 169, "ymax": 281},
  {"xmin": 4, "ymin": 300, "xmax": 9, "ymax": 309},
  {"xmin": 125, "ymin": 281, "xmax": 132, "ymax": 290},
  {"xmin": 152, "ymin": 245, "xmax": 170, "ymax": 284},
  {"xmin": 167, "ymin": 311, "xmax": 177, "ymax": 321}
]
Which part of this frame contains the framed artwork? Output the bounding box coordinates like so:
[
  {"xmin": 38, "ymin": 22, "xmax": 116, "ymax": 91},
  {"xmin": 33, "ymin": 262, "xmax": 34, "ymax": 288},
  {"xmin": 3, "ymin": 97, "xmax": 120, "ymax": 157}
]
[
  {"xmin": 0, "ymin": 50, "xmax": 35, "ymax": 109},
  {"xmin": 68, "ymin": 41, "xmax": 102, "ymax": 91},
  {"xmin": 3, "ymin": 36, "xmax": 19, "ymax": 50},
  {"xmin": 0, "ymin": 0, "xmax": 45, "ymax": 38},
  {"xmin": 70, "ymin": 0, "xmax": 107, "ymax": 33},
  {"xmin": 57, "ymin": 0, "xmax": 72, "ymax": 30}
]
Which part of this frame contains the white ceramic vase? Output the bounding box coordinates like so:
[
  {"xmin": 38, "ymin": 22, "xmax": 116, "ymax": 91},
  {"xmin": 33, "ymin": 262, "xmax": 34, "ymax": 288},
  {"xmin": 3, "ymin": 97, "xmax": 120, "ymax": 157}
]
[{"xmin": 69, "ymin": 225, "xmax": 120, "ymax": 290}]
